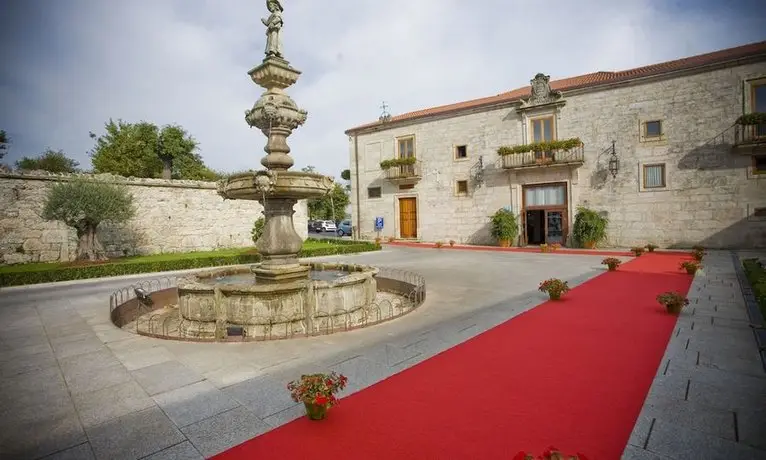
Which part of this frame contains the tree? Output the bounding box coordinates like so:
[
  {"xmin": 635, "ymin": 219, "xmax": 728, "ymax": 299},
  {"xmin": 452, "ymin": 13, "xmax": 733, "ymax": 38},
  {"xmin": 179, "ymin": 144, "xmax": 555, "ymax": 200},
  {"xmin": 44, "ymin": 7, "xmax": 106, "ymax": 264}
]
[
  {"xmin": 307, "ymin": 183, "xmax": 350, "ymax": 221},
  {"xmin": 89, "ymin": 119, "xmax": 211, "ymax": 180},
  {"xmin": 0, "ymin": 130, "xmax": 9, "ymax": 160},
  {"xmin": 42, "ymin": 178, "xmax": 135, "ymax": 260},
  {"xmin": 340, "ymin": 169, "xmax": 351, "ymax": 181},
  {"xmin": 16, "ymin": 149, "xmax": 79, "ymax": 173}
]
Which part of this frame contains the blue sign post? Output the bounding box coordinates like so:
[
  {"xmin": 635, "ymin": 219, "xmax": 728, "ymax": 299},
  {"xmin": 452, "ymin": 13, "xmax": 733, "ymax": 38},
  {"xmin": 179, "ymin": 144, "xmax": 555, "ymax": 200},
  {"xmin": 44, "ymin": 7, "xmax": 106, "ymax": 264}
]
[{"xmin": 374, "ymin": 217, "xmax": 384, "ymax": 232}]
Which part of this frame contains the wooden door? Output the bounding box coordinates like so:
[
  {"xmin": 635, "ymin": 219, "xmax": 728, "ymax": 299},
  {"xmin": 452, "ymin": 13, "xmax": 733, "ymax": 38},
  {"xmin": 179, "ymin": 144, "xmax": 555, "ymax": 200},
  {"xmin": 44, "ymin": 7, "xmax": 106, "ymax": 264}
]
[
  {"xmin": 544, "ymin": 209, "xmax": 567, "ymax": 246},
  {"xmin": 399, "ymin": 197, "xmax": 418, "ymax": 239}
]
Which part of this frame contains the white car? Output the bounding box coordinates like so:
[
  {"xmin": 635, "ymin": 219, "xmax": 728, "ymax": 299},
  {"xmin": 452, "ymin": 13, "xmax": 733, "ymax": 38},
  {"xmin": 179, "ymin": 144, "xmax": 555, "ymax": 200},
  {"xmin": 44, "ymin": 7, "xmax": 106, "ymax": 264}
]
[{"xmin": 320, "ymin": 220, "xmax": 337, "ymax": 232}]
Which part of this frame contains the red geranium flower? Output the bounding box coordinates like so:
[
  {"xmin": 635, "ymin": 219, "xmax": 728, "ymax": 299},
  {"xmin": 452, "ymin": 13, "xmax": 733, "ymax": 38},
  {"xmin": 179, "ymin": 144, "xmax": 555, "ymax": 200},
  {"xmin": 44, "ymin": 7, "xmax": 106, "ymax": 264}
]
[
  {"xmin": 575, "ymin": 453, "xmax": 588, "ymax": 460},
  {"xmin": 314, "ymin": 395, "xmax": 329, "ymax": 406},
  {"xmin": 512, "ymin": 452, "xmax": 528, "ymax": 460}
]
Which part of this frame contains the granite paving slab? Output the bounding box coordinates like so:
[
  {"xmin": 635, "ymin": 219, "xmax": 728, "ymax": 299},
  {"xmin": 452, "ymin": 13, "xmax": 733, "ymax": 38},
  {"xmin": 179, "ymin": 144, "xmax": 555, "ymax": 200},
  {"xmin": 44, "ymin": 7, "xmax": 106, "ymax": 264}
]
[
  {"xmin": 153, "ymin": 380, "xmax": 240, "ymax": 428},
  {"xmin": 623, "ymin": 250, "xmax": 766, "ymax": 459},
  {"xmin": 86, "ymin": 406, "xmax": 185, "ymax": 460},
  {"xmin": 130, "ymin": 361, "xmax": 204, "ymax": 396},
  {"xmin": 180, "ymin": 406, "xmax": 271, "ymax": 458}
]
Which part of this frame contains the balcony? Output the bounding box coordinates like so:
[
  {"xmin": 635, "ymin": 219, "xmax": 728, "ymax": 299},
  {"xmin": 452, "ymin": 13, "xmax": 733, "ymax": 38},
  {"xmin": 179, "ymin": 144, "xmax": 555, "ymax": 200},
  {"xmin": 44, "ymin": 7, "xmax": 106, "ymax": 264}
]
[
  {"xmin": 381, "ymin": 159, "xmax": 422, "ymax": 183},
  {"xmin": 499, "ymin": 140, "xmax": 585, "ymax": 170},
  {"xmin": 733, "ymin": 122, "xmax": 766, "ymax": 153}
]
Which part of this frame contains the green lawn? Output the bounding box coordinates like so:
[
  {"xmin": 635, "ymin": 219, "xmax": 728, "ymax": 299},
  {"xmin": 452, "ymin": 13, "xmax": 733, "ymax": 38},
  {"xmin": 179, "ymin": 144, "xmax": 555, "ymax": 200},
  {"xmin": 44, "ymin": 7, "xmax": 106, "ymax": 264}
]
[
  {"xmin": 0, "ymin": 238, "xmax": 379, "ymax": 287},
  {"xmin": 743, "ymin": 258, "xmax": 766, "ymax": 321}
]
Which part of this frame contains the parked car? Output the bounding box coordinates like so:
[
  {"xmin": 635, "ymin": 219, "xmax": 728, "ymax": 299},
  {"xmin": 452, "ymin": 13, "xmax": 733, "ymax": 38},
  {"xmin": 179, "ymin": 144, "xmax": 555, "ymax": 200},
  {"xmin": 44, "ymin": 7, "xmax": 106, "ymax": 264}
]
[
  {"xmin": 320, "ymin": 220, "xmax": 337, "ymax": 232},
  {"xmin": 337, "ymin": 220, "xmax": 352, "ymax": 236},
  {"xmin": 310, "ymin": 220, "xmax": 323, "ymax": 232}
]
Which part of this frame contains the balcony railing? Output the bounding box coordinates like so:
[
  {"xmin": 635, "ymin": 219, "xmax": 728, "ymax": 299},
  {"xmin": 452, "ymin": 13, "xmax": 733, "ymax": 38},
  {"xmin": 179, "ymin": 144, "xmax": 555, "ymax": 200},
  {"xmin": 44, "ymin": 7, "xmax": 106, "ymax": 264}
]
[
  {"xmin": 501, "ymin": 144, "xmax": 585, "ymax": 169},
  {"xmin": 383, "ymin": 160, "xmax": 422, "ymax": 182},
  {"xmin": 734, "ymin": 123, "xmax": 766, "ymax": 148}
]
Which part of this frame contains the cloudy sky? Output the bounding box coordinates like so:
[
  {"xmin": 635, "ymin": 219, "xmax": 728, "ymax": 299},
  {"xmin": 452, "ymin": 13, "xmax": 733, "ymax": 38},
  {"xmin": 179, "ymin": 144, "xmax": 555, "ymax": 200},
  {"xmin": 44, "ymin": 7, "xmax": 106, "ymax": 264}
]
[{"xmin": 1, "ymin": 0, "xmax": 764, "ymax": 178}]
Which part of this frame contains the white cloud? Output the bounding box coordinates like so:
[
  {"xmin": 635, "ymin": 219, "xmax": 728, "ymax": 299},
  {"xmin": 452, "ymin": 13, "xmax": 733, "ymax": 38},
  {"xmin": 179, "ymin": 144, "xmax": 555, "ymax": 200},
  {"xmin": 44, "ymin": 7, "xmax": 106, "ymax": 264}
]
[{"xmin": 1, "ymin": 0, "xmax": 764, "ymax": 177}]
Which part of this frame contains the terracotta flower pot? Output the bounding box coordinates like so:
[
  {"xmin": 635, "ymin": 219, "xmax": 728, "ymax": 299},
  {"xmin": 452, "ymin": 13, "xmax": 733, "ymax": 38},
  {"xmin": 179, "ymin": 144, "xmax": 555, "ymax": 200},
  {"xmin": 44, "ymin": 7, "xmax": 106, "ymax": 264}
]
[
  {"xmin": 499, "ymin": 239, "xmax": 511, "ymax": 248},
  {"xmin": 549, "ymin": 292, "xmax": 562, "ymax": 301},
  {"xmin": 607, "ymin": 264, "xmax": 618, "ymax": 271},
  {"xmin": 664, "ymin": 303, "xmax": 683, "ymax": 315},
  {"xmin": 304, "ymin": 402, "xmax": 327, "ymax": 420},
  {"xmin": 584, "ymin": 241, "xmax": 596, "ymax": 249},
  {"xmin": 685, "ymin": 266, "xmax": 698, "ymax": 275}
]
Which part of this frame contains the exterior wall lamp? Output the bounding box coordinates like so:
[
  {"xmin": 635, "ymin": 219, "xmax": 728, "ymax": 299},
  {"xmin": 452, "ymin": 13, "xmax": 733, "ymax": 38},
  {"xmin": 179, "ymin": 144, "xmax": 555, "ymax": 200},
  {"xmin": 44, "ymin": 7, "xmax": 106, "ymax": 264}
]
[{"xmin": 607, "ymin": 140, "xmax": 619, "ymax": 178}]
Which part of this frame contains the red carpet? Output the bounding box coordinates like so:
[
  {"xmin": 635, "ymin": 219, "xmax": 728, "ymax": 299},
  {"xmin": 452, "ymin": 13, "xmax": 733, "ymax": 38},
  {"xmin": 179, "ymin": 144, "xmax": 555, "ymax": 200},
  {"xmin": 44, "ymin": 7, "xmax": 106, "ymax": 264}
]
[{"xmin": 213, "ymin": 253, "xmax": 693, "ymax": 460}]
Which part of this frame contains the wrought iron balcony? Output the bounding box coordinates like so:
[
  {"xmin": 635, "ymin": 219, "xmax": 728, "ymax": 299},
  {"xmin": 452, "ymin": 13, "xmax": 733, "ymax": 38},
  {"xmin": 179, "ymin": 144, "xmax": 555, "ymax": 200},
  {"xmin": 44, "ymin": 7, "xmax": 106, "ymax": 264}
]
[
  {"xmin": 383, "ymin": 160, "xmax": 422, "ymax": 183},
  {"xmin": 734, "ymin": 123, "xmax": 766, "ymax": 150},
  {"xmin": 501, "ymin": 144, "xmax": 584, "ymax": 170}
]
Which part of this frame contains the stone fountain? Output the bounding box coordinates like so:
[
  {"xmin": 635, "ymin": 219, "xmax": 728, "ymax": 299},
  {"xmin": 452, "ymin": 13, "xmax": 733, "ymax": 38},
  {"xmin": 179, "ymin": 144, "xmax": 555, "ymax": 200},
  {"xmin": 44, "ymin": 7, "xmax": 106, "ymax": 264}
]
[{"xmin": 173, "ymin": 0, "xmax": 379, "ymax": 340}]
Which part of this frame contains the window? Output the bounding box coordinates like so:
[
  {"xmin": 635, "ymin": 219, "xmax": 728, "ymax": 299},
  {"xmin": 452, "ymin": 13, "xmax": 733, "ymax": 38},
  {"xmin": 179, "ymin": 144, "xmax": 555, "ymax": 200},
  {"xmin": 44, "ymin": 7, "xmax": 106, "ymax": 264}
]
[
  {"xmin": 752, "ymin": 84, "xmax": 766, "ymax": 137},
  {"xmin": 399, "ymin": 184, "xmax": 414, "ymax": 190},
  {"xmin": 754, "ymin": 155, "xmax": 766, "ymax": 175},
  {"xmin": 367, "ymin": 187, "xmax": 381, "ymax": 198},
  {"xmin": 754, "ymin": 207, "xmax": 766, "ymax": 217},
  {"xmin": 643, "ymin": 164, "xmax": 666, "ymax": 189},
  {"xmin": 455, "ymin": 145, "xmax": 467, "ymax": 159},
  {"xmin": 397, "ymin": 136, "xmax": 415, "ymax": 159},
  {"xmin": 530, "ymin": 117, "xmax": 554, "ymax": 143},
  {"xmin": 524, "ymin": 184, "xmax": 566, "ymax": 207},
  {"xmin": 456, "ymin": 180, "xmax": 468, "ymax": 195},
  {"xmin": 645, "ymin": 120, "xmax": 662, "ymax": 138}
]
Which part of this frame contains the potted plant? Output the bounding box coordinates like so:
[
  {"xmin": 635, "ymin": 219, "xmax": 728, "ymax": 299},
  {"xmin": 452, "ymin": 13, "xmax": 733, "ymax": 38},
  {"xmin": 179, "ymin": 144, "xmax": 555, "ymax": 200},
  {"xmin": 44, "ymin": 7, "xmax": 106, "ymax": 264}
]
[
  {"xmin": 374, "ymin": 236, "xmax": 382, "ymax": 245},
  {"xmin": 490, "ymin": 208, "xmax": 519, "ymax": 248},
  {"xmin": 602, "ymin": 257, "xmax": 622, "ymax": 271},
  {"xmin": 631, "ymin": 246, "xmax": 645, "ymax": 257},
  {"xmin": 287, "ymin": 372, "xmax": 348, "ymax": 420},
  {"xmin": 538, "ymin": 278, "xmax": 570, "ymax": 300},
  {"xmin": 657, "ymin": 291, "xmax": 689, "ymax": 315},
  {"xmin": 514, "ymin": 448, "xmax": 588, "ymax": 460},
  {"xmin": 646, "ymin": 243, "xmax": 658, "ymax": 252},
  {"xmin": 550, "ymin": 243, "xmax": 561, "ymax": 251},
  {"xmin": 691, "ymin": 249, "xmax": 704, "ymax": 262},
  {"xmin": 680, "ymin": 260, "xmax": 700, "ymax": 275},
  {"xmin": 387, "ymin": 236, "xmax": 396, "ymax": 243},
  {"xmin": 449, "ymin": 239, "xmax": 456, "ymax": 247},
  {"xmin": 572, "ymin": 206, "xmax": 608, "ymax": 249},
  {"xmin": 691, "ymin": 245, "xmax": 705, "ymax": 252},
  {"xmin": 434, "ymin": 241, "xmax": 443, "ymax": 249},
  {"xmin": 540, "ymin": 243, "xmax": 550, "ymax": 253}
]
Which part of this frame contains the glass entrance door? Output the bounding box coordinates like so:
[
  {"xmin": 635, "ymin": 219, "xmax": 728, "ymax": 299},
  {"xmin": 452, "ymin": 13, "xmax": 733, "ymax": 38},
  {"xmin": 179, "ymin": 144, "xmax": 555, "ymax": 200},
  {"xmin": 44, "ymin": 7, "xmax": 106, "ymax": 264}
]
[{"xmin": 545, "ymin": 210, "xmax": 564, "ymax": 245}]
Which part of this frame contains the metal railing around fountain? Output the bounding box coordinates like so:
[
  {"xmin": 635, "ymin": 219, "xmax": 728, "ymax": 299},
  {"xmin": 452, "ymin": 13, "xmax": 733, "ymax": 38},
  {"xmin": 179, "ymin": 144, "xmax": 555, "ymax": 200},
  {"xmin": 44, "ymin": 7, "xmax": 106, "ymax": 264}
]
[{"xmin": 108, "ymin": 267, "xmax": 427, "ymax": 342}]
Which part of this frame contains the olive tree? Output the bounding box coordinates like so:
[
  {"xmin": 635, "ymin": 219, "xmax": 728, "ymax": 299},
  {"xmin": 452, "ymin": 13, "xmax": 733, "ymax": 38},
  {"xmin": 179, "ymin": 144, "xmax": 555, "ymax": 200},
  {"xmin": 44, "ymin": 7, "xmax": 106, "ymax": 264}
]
[{"xmin": 42, "ymin": 179, "xmax": 135, "ymax": 260}]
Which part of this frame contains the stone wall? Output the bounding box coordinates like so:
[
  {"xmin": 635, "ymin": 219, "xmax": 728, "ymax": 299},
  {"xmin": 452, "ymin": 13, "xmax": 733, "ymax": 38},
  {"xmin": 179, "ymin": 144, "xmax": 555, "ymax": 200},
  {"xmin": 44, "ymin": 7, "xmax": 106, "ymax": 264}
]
[
  {"xmin": 349, "ymin": 60, "xmax": 766, "ymax": 248},
  {"xmin": 0, "ymin": 172, "xmax": 308, "ymax": 264}
]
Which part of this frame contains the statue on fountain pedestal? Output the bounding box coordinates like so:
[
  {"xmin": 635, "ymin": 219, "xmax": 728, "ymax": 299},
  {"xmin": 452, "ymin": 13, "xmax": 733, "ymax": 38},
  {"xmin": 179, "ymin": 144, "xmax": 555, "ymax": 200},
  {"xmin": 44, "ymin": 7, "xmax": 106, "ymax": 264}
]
[{"xmin": 262, "ymin": 0, "xmax": 284, "ymax": 58}]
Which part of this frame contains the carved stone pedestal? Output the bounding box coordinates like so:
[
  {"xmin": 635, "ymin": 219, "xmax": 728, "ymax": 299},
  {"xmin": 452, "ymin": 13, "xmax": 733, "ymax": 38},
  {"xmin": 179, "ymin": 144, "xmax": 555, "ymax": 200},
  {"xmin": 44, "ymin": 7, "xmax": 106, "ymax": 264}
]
[{"xmin": 254, "ymin": 197, "xmax": 308, "ymax": 283}]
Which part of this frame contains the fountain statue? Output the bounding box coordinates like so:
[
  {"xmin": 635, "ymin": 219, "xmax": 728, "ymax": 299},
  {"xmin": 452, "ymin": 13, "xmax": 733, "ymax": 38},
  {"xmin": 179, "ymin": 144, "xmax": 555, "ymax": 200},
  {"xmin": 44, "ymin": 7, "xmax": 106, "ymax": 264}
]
[{"xmin": 219, "ymin": 0, "xmax": 333, "ymax": 284}]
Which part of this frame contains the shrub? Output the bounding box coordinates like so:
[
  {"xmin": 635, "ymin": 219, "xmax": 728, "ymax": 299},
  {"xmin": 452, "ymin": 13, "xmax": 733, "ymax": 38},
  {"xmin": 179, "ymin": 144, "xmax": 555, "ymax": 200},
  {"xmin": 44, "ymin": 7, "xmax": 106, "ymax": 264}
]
[
  {"xmin": 490, "ymin": 208, "xmax": 519, "ymax": 245},
  {"xmin": 572, "ymin": 207, "xmax": 608, "ymax": 248},
  {"xmin": 387, "ymin": 236, "xmax": 396, "ymax": 243},
  {"xmin": 538, "ymin": 278, "xmax": 570, "ymax": 300},
  {"xmin": 691, "ymin": 249, "xmax": 704, "ymax": 262},
  {"xmin": 42, "ymin": 178, "xmax": 135, "ymax": 261},
  {"xmin": 434, "ymin": 241, "xmax": 443, "ymax": 248},
  {"xmin": 449, "ymin": 240, "xmax": 456, "ymax": 247},
  {"xmin": 251, "ymin": 217, "xmax": 265, "ymax": 244},
  {"xmin": 657, "ymin": 291, "xmax": 689, "ymax": 315},
  {"xmin": 646, "ymin": 243, "xmax": 658, "ymax": 252},
  {"xmin": 680, "ymin": 260, "xmax": 700, "ymax": 275},
  {"xmin": 630, "ymin": 247, "xmax": 645, "ymax": 257},
  {"xmin": 602, "ymin": 257, "xmax": 622, "ymax": 271},
  {"xmin": 0, "ymin": 242, "xmax": 380, "ymax": 287},
  {"xmin": 692, "ymin": 245, "xmax": 705, "ymax": 252}
]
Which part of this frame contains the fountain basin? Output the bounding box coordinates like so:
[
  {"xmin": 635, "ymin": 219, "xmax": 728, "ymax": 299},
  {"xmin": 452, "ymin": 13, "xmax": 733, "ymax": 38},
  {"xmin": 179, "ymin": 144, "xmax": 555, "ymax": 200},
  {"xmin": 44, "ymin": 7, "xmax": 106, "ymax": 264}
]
[
  {"xmin": 217, "ymin": 170, "xmax": 333, "ymax": 201},
  {"xmin": 176, "ymin": 262, "xmax": 378, "ymax": 339}
]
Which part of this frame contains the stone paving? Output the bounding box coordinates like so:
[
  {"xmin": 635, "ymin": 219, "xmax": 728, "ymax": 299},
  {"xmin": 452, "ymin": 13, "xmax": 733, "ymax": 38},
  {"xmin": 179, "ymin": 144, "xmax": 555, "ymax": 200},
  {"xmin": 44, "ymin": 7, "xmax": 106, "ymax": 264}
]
[
  {"xmin": 623, "ymin": 250, "xmax": 766, "ymax": 460},
  {"xmin": 0, "ymin": 247, "xmax": 764, "ymax": 459}
]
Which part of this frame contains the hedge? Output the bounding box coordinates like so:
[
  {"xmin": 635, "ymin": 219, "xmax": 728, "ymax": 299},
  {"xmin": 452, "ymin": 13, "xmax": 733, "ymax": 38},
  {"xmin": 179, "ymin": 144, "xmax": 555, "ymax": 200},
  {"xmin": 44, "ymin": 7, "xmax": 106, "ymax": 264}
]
[
  {"xmin": 743, "ymin": 258, "xmax": 766, "ymax": 320},
  {"xmin": 0, "ymin": 242, "xmax": 380, "ymax": 287}
]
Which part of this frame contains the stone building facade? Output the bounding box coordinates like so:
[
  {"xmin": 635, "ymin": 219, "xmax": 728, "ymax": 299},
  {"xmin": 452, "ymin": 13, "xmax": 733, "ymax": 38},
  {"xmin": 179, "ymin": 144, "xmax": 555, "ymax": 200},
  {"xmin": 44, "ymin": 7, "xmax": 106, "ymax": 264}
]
[
  {"xmin": 0, "ymin": 172, "xmax": 308, "ymax": 264},
  {"xmin": 345, "ymin": 41, "xmax": 766, "ymax": 249}
]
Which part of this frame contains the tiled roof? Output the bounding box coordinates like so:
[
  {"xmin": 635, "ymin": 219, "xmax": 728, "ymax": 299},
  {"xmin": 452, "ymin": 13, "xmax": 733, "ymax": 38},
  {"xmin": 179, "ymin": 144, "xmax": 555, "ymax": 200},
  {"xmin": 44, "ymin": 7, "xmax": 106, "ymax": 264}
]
[{"xmin": 346, "ymin": 40, "xmax": 766, "ymax": 134}]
